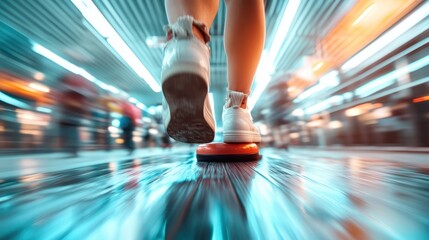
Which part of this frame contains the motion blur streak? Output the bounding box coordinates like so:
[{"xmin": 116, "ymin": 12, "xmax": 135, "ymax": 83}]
[{"xmin": 0, "ymin": 149, "xmax": 428, "ymax": 239}]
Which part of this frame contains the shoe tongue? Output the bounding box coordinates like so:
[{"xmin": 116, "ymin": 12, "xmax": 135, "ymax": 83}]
[
  {"xmin": 164, "ymin": 15, "xmax": 211, "ymax": 43},
  {"xmin": 170, "ymin": 16, "xmax": 194, "ymax": 39},
  {"xmin": 226, "ymin": 90, "xmax": 248, "ymax": 109}
]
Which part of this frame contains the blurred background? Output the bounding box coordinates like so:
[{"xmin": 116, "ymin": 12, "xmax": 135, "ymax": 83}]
[
  {"xmin": 1, "ymin": 0, "xmax": 429, "ymax": 239},
  {"xmin": 0, "ymin": 0, "xmax": 428, "ymax": 154}
]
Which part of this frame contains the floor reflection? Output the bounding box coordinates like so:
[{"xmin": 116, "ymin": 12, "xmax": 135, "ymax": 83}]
[{"xmin": 0, "ymin": 149, "xmax": 428, "ymax": 239}]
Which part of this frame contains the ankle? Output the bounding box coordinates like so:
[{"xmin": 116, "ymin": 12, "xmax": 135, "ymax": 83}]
[
  {"xmin": 225, "ymin": 89, "xmax": 250, "ymax": 109},
  {"xmin": 192, "ymin": 26, "xmax": 206, "ymax": 44}
]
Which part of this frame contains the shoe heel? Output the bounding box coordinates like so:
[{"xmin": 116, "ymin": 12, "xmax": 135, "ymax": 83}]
[{"xmin": 162, "ymin": 73, "xmax": 214, "ymax": 143}]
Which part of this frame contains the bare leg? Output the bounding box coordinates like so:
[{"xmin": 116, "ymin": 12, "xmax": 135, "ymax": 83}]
[
  {"xmin": 224, "ymin": 0, "xmax": 265, "ymax": 96},
  {"xmin": 165, "ymin": 0, "xmax": 220, "ymax": 42}
]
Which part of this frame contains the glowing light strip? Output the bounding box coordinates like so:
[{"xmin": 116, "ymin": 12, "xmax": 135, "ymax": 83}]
[
  {"xmin": 312, "ymin": 62, "xmax": 324, "ymax": 71},
  {"xmin": 136, "ymin": 102, "xmax": 147, "ymax": 111},
  {"xmin": 355, "ymin": 54, "xmax": 429, "ymax": 98},
  {"xmin": 71, "ymin": 0, "xmax": 161, "ymax": 92},
  {"xmin": 33, "ymin": 43, "xmax": 147, "ymax": 110},
  {"xmin": 0, "ymin": 91, "xmax": 30, "ymax": 109},
  {"xmin": 33, "ymin": 44, "xmax": 93, "ymax": 80},
  {"xmin": 36, "ymin": 107, "xmax": 52, "ymax": 113},
  {"xmin": 413, "ymin": 95, "xmax": 429, "ymax": 103},
  {"xmin": 268, "ymin": 0, "xmax": 301, "ymax": 63},
  {"xmin": 352, "ymin": 4, "xmax": 375, "ymax": 26},
  {"xmin": 342, "ymin": 1, "xmax": 429, "ymax": 72},
  {"xmin": 249, "ymin": 0, "xmax": 301, "ymax": 110},
  {"xmin": 29, "ymin": 83, "xmax": 50, "ymax": 93},
  {"xmin": 248, "ymin": 51, "xmax": 272, "ymax": 110},
  {"xmin": 294, "ymin": 70, "xmax": 339, "ymax": 103},
  {"xmin": 128, "ymin": 97, "xmax": 138, "ymax": 103}
]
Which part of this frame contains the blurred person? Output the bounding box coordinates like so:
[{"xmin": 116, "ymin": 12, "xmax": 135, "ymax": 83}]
[
  {"xmin": 96, "ymin": 96, "xmax": 112, "ymax": 151},
  {"xmin": 120, "ymin": 100, "xmax": 141, "ymax": 155},
  {"xmin": 142, "ymin": 125, "xmax": 151, "ymax": 148},
  {"xmin": 162, "ymin": 0, "xmax": 265, "ymax": 143},
  {"xmin": 161, "ymin": 132, "xmax": 172, "ymax": 149},
  {"xmin": 57, "ymin": 74, "xmax": 95, "ymax": 157}
]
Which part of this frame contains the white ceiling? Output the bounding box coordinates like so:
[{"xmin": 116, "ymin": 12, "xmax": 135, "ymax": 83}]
[{"xmin": 0, "ymin": 0, "xmax": 354, "ymax": 123}]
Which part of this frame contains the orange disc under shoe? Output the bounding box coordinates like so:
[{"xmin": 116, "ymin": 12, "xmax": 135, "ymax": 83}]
[{"xmin": 196, "ymin": 142, "xmax": 260, "ymax": 162}]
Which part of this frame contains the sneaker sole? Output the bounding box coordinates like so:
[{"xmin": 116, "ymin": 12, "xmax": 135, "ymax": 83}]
[
  {"xmin": 223, "ymin": 131, "xmax": 261, "ymax": 143},
  {"xmin": 163, "ymin": 73, "xmax": 214, "ymax": 143}
]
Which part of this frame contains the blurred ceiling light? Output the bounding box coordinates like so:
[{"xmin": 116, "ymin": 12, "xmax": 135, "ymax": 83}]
[
  {"xmin": 148, "ymin": 106, "xmax": 157, "ymax": 115},
  {"xmin": 156, "ymin": 105, "xmax": 163, "ymax": 112},
  {"xmin": 413, "ymin": 95, "xmax": 429, "ymax": 103},
  {"xmin": 29, "ymin": 83, "xmax": 50, "ymax": 93},
  {"xmin": 149, "ymin": 128, "xmax": 159, "ymax": 135},
  {"xmin": 249, "ymin": 0, "xmax": 301, "ymax": 110},
  {"xmin": 71, "ymin": 0, "xmax": 161, "ymax": 93},
  {"xmin": 307, "ymin": 120, "xmax": 322, "ymax": 128},
  {"xmin": 115, "ymin": 138, "xmax": 124, "ymax": 144},
  {"xmin": 342, "ymin": 1, "xmax": 429, "ymax": 72},
  {"xmin": 372, "ymin": 107, "xmax": 392, "ymax": 119},
  {"xmin": 345, "ymin": 103, "xmax": 382, "ymax": 117},
  {"xmin": 107, "ymin": 85, "xmax": 119, "ymax": 94},
  {"xmin": 304, "ymin": 94, "xmax": 344, "ymax": 115},
  {"xmin": 294, "ymin": 70, "xmax": 339, "ymax": 103},
  {"xmin": 136, "ymin": 102, "xmax": 147, "ymax": 110},
  {"xmin": 110, "ymin": 133, "xmax": 120, "ymax": 138},
  {"xmin": 145, "ymin": 36, "xmax": 166, "ymax": 48},
  {"xmin": 352, "ymin": 4, "xmax": 375, "ymax": 26},
  {"xmin": 33, "ymin": 72, "xmax": 45, "ymax": 81},
  {"xmin": 128, "ymin": 97, "xmax": 138, "ymax": 103},
  {"xmin": 209, "ymin": 92, "xmax": 216, "ymax": 120},
  {"xmin": 328, "ymin": 120, "xmax": 343, "ymax": 129},
  {"xmin": 36, "ymin": 107, "xmax": 52, "ymax": 113},
  {"xmin": 319, "ymin": 70, "xmax": 340, "ymax": 86},
  {"xmin": 110, "ymin": 112, "xmax": 122, "ymax": 118},
  {"xmin": 289, "ymin": 133, "xmax": 300, "ymax": 139},
  {"xmin": 312, "ymin": 62, "xmax": 324, "ymax": 72},
  {"xmin": 33, "ymin": 44, "xmax": 92, "ymax": 80},
  {"xmin": 296, "ymin": 68, "xmax": 316, "ymax": 81},
  {"xmin": 33, "ymin": 43, "xmax": 114, "ymax": 94},
  {"xmin": 291, "ymin": 108, "xmax": 304, "ymax": 117},
  {"xmin": 345, "ymin": 108, "xmax": 362, "ymax": 117},
  {"xmin": 355, "ymin": 54, "xmax": 429, "ymax": 98},
  {"xmin": 268, "ymin": 0, "xmax": 301, "ymax": 63},
  {"xmin": 19, "ymin": 129, "xmax": 42, "ymax": 135},
  {"xmin": 329, "ymin": 95, "xmax": 344, "ymax": 106},
  {"xmin": 248, "ymin": 51, "xmax": 273, "ymax": 110},
  {"xmin": 342, "ymin": 92, "xmax": 354, "ymax": 101},
  {"xmin": 112, "ymin": 119, "xmax": 120, "ymax": 127},
  {"xmin": 108, "ymin": 126, "xmax": 120, "ymax": 133}
]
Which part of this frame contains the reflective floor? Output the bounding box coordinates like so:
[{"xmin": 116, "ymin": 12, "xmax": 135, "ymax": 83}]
[{"xmin": 0, "ymin": 148, "xmax": 428, "ymax": 239}]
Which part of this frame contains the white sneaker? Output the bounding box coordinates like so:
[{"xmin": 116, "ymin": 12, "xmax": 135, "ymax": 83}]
[
  {"xmin": 161, "ymin": 16, "xmax": 215, "ymax": 143},
  {"xmin": 222, "ymin": 90, "xmax": 261, "ymax": 143}
]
